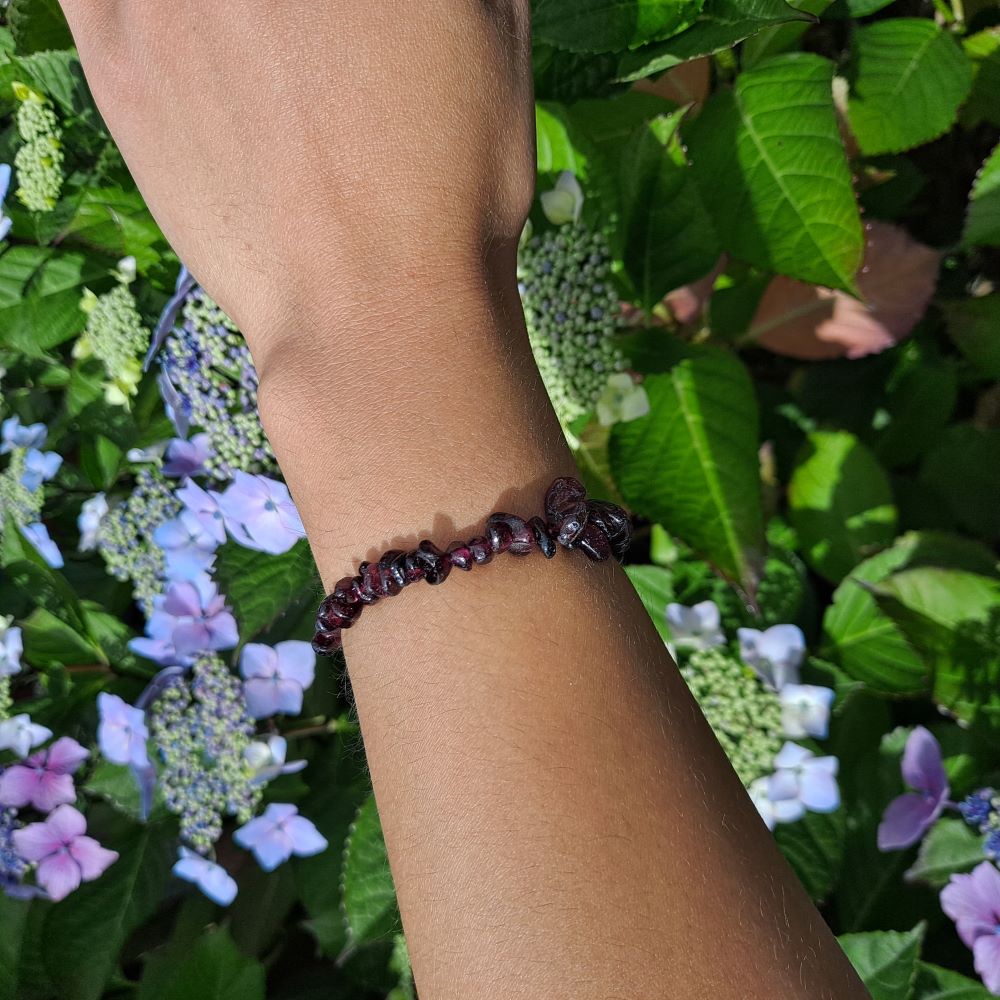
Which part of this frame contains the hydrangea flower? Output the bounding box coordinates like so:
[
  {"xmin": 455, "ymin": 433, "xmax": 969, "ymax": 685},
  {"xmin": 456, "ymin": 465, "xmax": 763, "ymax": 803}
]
[
  {"xmin": 0, "ymin": 620, "xmax": 23, "ymax": 676},
  {"xmin": 540, "ymin": 171, "xmax": 584, "ymax": 226},
  {"xmin": 13, "ymin": 805, "xmax": 117, "ymax": 902},
  {"xmin": 0, "ymin": 736, "xmax": 88, "ymax": 812},
  {"xmin": 217, "ymin": 473, "xmax": 305, "ymax": 555},
  {"xmin": 172, "ymin": 846, "xmax": 238, "ymax": 906},
  {"xmin": 130, "ymin": 576, "xmax": 237, "ymax": 665},
  {"xmin": 244, "ymin": 735, "xmax": 307, "ymax": 785},
  {"xmin": 738, "ymin": 624, "xmax": 806, "ymax": 691},
  {"xmin": 595, "ymin": 372, "xmax": 650, "ymax": 427},
  {"xmin": 234, "ymin": 803, "xmax": 328, "ymax": 871},
  {"xmin": 766, "ymin": 742, "xmax": 840, "ymax": 822},
  {"xmin": 518, "ymin": 224, "xmax": 626, "ymax": 426},
  {"xmin": 240, "ymin": 641, "xmax": 316, "ymax": 719},
  {"xmin": 12, "ymin": 84, "xmax": 63, "ymax": 212},
  {"xmin": 666, "ymin": 601, "xmax": 725, "ymax": 653},
  {"xmin": 960, "ymin": 790, "xmax": 997, "ymax": 832},
  {"xmin": 96, "ymin": 693, "xmax": 150, "ymax": 769},
  {"xmin": 20, "ymin": 448, "xmax": 62, "ymax": 493},
  {"xmin": 19, "ymin": 522, "xmax": 63, "ymax": 568},
  {"xmin": 878, "ymin": 726, "xmax": 950, "ymax": 851},
  {"xmin": 78, "ymin": 493, "xmax": 108, "ymax": 552},
  {"xmin": 153, "ymin": 510, "xmax": 219, "ymax": 581},
  {"xmin": 176, "ymin": 480, "xmax": 227, "ymax": 545},
  {"xmin": 0, "ymin": 808, "xmax": 31, "ymax": 898},
  {"xmin": 0, "ymin": 163, "xmax": 11, "ymax": 241},
  {"xmin": 779, "ymin": 684, "xmax": 835, "ymax": 740},
  {"xmin": 1, "ymin": 416, "xmax": 47, "ymax": 454},
  {"xmin": 161, "ymin": 434, "xmax": 211, "ymax": 478},
  {"xmin": 0, "ymin": 714, "xmax": 52, "ymax": 758},
  {"xmin": 748, "ymin": 776, "xmax": 803, "ymax": 831},
  {"xmin": 940, "ymin": 862, "xmax": 1000, "ymax": 994}
]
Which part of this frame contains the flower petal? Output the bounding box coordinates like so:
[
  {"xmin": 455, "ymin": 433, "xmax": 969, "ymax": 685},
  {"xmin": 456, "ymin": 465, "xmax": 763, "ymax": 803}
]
[{"xmin": 877, "ymin": 793, "xmax": 940, "ymax": 851}]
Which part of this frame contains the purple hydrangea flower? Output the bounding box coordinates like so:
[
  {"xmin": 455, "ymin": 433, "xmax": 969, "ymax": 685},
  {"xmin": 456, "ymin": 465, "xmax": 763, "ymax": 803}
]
[
  {"xmin": 20, "ymin": 449, "xmax": 62, "ymax": 493},
  {"xmin": 97, "ymin": 693, "xmax": 150, "ymax": 769},
  {"xmin": 175, "ymin": 480, "xmax": 227, "ymax": 545},
  {"xmin": 779, "ymin": 684, "xmax": 835, "ymax": 740},
  {"xmin": 878, "ymin": 726, "xmax": 949, "ymax": 851},
  {"xmin": 737, "ymin": 624, "xmax": 805, "ymax": 691},
  {"xmin": 234, "ymin": 803, "xmax": 328, "ymax": 871},
  {"xmin": 0, "ymin": 737, "xmax": 89, "ymax": 812},
  {"xmin": 130, "ymin": 577, "xmax": 238, "ymax": 665},
  {"xmin": 766, "ymin": 742, "xmax": 840, "ymax": 823},
  {"xmin": 941, "ymin": 862, "xmax": 1000, "ymax": 994},
  {"xmin": 665, "ymin": 601, "xmax": 725, "ymax": 652},
  {"xmin": 156, "ymin": 369, "xmax": 190, "ymax": 438},
  {"xmin": 0, "ymin": 163, "xmax": 11, "ymax": 242},
  {"xmin": 0, "ymin": 622, "xmax": 23, "ymax": 676},
  {"xmin": 172, "ymin": 846, "xmax": 238, "ymax": 906},
  {"xmin": 0, "ymin": 416, "xmax": 47, "ymax": 454},
  {"xmin": 240, "ymin": 641, "xmax": 315, "ymax": 719},
  {"xmin": 144, "ymin": 265, "xmax": 198, "ymax": 373},
  {"xmin": 0, "ymin": 715, "xmax": 52, "ymax": 758},
  {"xmin": 153, "ymin": 510, "xmax": 219, "ymax": 580},
  {"xmin": 161, "ymin": 434, "xmax": 211, "ymax": 478},
  {"xmin": 20, "ymin": 522, "xmax": 63, "ymax": 568},
  {"xmin": 12, "ymin": 805, "xmax": 118, "ymax": 902},
  {"xmin": 77, "ymin": 493, "xmax": 108, "ymax": 552},
  {"xmin": 217, "ymin": 472, "xmax": 305, "ymax": 555}
]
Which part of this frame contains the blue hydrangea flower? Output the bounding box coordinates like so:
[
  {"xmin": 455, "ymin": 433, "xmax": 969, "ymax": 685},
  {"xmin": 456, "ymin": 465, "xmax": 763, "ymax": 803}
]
[
  {"xmin": 665, "ymin": 601, "xmax": 725, "ymax": 653},
  {"xmin": 234, "ymin": 803, "xmax": 328, "ymax": 871},
  {"xmin": 161, "ymin": 434, "xmax": 211, "ymax": 478},
  {"xmin": 1, "ymin": 416, "xmax": 47, "ymax": 454},
  {"xmin": 244, "ymin": 735, "xmax": 307, "ymax": 785},
  {"xmin": 20, "ymin": 448, "xmax": 62, "ymax": 493},
  {"xmin": 96, "ymin": 693, "xmax": 150, "ymax": 769},
  {"xmin": 153, "ymin": 510, "xmax": 219, "ymax": 581},
  {"xmin": 0, "ymin": 621, "xmax": 23, "ymax": 676},
  {"xmin": 77, "ymin": 493, "xmax": 108, "ymax": 552},
  {"xmin": 239, "ymin": 641, "xmax": 315, "ymax": 719},
  {"xmin": 19, "ymin": 522, "xmax": 63, "ymax": 568},
  {"xmin": 738, "ymin": 624, "xmax": 806, "ymax": 691},
  {"xmin": 172, "ymin": 846, "xmax": 238, "ymax": 906},
  {"xmin": 778, "ymin": 684, "xmax": 835, "ymax": 740},
  {"xmin": 959, "ymin": 790, "xmax": 996, "ymax": 831},
  {"xmin": 767, "ymin": 742, "xmax": 840, "ymax": 822},
  {"xmin": 0, "ymin": 164, "xmax": 12, "ymax": 242},
  {"xmin": 175, "ymin": 480, "xmax": 227, "ymax": 545},
  {"xmin": 0, "ymin": 714, "xmax": 52, "ymax": 758},
  {"xmin": 217, "ymin": 472, "xmax": 305, "ymax": 555}
]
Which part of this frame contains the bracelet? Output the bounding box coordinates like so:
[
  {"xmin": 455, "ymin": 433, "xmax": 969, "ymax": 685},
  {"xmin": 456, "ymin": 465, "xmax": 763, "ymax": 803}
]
[{"xmin": 311, "ymin": 476, "xmax": 631, "ymax": 655}]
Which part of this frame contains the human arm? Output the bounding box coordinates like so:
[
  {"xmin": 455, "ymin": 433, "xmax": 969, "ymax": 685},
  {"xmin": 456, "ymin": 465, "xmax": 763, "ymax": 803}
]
[{"xmin": 57, "ymin": 2, "xmax": 871, "ymax": 996}]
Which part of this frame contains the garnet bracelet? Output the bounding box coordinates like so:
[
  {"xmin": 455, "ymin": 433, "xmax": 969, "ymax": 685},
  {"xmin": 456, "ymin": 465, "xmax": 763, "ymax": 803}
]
[{"xmin": 311, "ymin": 476, "xmax": 631, "ymax": 655}]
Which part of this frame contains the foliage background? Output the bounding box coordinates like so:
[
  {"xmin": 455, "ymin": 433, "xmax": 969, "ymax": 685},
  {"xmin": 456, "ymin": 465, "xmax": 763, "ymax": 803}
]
[{"xmin": 1, "ymin": 0, "xmax": 999, "ymax": 996}]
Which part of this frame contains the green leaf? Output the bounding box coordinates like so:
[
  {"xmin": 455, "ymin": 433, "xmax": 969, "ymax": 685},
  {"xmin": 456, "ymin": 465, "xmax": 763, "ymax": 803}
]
[
  {"xmin": 847, "ymin": 20, "xmax": 972, "ymax": 156},
  {"xmin": 9, "ymin": 49, "xmax": 100, "ymax": 124},
  {"xmin": 941, "ymin": 295, "xmax": 1000, "ymax": 378},
  {"xmin": 532, "ymin": 0, "xmax": 705, "ymax": 54},
  {"xmin": 904, "ymin": 818, "xmax": 986, "ymax": 889},
  {"xmin": 7, "ymin": 0, "xmax": 73, "ymax": 53},
  {"xmin": 685, "ymin": 53, "xmax": 863, "ymax": 291},
  {"xmin": 0, "ymin": 246, "xmax": 107, "ymax": 357},
  {"xmin": 920, "ymin": 425, "xmax": 1000, "ymax": 543},
  {"xmin": 616, "ymin": 0, "xmax": 809, "ymax": 80},
  {"xmin": 213, "ymin": 539, "xmax": 320, "ymax": 643},
  {"xmin": 914, "ymin": 963, "xmax": 996, "ymax": 1000},
  {"xmin": 19, "ymin": 605, "xmax": 100, "ymax": 668},
  {"xmin": 43, "ymin": 818, "xmax": 176, "ymax": 1000},
  {"xmin": 138, "ymin": 928, "xmax": 265, "ymax": 1000},
  {"xmin": 609, "ymin": 347, "xmax": 765, "ymax": 596},
  {"xmin": 773, "ymin": 807, "xmax": 845, "ymax": 902},
  {"xmin": 619, "ymin": 113, "xmax": 719, "ymax": 307},
  {"xmin": 788, "ymin": 431, "xmax": 898, "ymax": 584},
  {"xmin": 60, "ymin": 187, "xmax": 165, "ymax": 271},
  {"xmin": 822, "ymin": 532, "xmax": 998, "ymax": 694},
  {"xmin": 962, "ymin": 28, "xmax": 1000, "ymax": 129},
  {"xmin": 839, "ymin": 925, "xmax": 925, "ymax": 1000},
  {"xmin": 535, "ymin": 102, "xmax": 591, "ymax": 178},
  {"xmin": 963, "ymin": 141, "xmax": 1000, "ymax": 249},
  {"xmin": 341, "ymin": 795, "xmax": 401, "ymax": 950},
  {"xmin": 625, "ymin": 564, "xmax": 675, "ymax": 641}
]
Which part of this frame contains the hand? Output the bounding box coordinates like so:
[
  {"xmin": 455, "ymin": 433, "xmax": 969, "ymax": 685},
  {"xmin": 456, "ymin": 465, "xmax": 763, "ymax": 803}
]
[{"xmin": 59, "ymin": 0, "xmax": 536, "ymax": 365}]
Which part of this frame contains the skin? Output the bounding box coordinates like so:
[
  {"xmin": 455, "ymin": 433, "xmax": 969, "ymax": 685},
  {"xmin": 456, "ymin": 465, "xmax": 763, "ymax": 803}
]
[{"xmin": 57, "ymin": 2, "xmax": 872, "ymax": 997}]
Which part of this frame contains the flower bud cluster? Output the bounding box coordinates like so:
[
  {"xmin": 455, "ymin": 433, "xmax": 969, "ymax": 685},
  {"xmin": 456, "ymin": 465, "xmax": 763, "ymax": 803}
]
[
  {"xmin": 12, "ymin": 85, "xmax": 63, "ymax": 212},
  {"xmin": 0, "ymin": 449, "xmax": 43, "ymax": 542},
  {"xmin": 518, "ymin": 224, "xmax": 626, "ymax": 425}
]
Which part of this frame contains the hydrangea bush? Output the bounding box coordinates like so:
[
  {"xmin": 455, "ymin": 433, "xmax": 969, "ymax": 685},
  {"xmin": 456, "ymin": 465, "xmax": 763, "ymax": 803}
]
[{"xmin": 1, "ymin": 0, "xmax": 999, "ymax": 997}]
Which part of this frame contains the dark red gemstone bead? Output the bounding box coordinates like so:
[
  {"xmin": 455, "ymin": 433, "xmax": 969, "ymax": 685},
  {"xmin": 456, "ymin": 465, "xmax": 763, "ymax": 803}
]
[
  {"xmin": 573, "ymin": 522, "xmax": 612, "ymax": 562},
  {"xmin": 378, "ymin": 549, "xmax": 405, "ymax": 595},
  {"xmin": 529, "ymin": 516, "xmax": 556, "ymax": 559},
  {"xmin": 403, "ymin": 552, "xmax": 426, "ymax": 583},
  {"xmin": 317, "ymin": 600, "xmax": 356, "ymax": 631},
  {"xmin": 586, "ymin": 499, "xmax": 631, "ymax": 562},
  {"xmin": 333, "ymin": 576, "xmax": 361, "ymax": 607},
  {"xmin": 468, "ymin": 536, "xmax": 493, "ymax": 565},
  {"xmin": 415, "ymin": 540, "xmax": 451, "ymax": 584},
  {"xmin": 486, "ymin": 515, "xmax": 513, "ymax": 554},
  {"xmin": 312, "ymin": 629, "xmax": 342, "ymax": 655},
  {"xmin": 545, "ymin": 476, "xmax": 587, "ymax": 520},
  {"xmin": 550, "ymin": 510, "xmax": 587, "ymax": 547},
  {"xmin": 447, "ymin": 541, "xmax": 474, "ymax": 570},
  {"xmin": 389, "ymin": 550, "xmax": 410, "ymax": 588},
  {"xmin": 355, "ymin": 563, "xmax": 381, "ymax": 603}
]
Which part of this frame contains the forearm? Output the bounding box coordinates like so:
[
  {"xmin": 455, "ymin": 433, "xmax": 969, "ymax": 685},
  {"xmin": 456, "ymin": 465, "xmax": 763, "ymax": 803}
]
[{"xmin": 251, "ymin": 273, "xmax": 870, "ymax": 1000}]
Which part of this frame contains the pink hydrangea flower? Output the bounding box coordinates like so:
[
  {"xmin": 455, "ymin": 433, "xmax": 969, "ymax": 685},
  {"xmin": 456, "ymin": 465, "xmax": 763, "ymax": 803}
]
[
  {"xmin": 12, "ymin": 804, "xmax": 118, "ymax": 901},
  {"xmin": 0, "ymin": 736, "xmax": 89, "ymax": 812},
  {"xmin": 941, "ymin": 862, "xmax": 1000, "ymax": 994}
]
